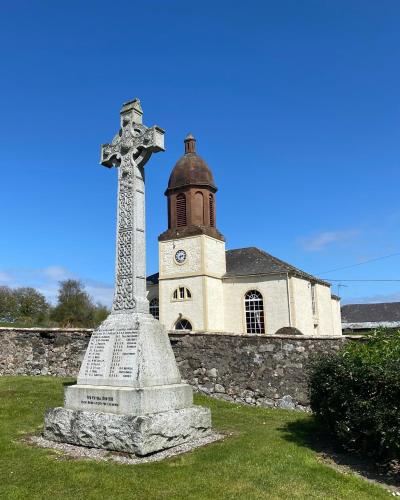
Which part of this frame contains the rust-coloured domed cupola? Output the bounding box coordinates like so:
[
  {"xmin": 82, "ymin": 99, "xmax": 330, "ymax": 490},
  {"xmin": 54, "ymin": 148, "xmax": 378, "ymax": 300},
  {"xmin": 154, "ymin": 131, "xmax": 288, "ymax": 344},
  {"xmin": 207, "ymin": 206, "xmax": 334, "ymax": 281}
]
[{"xmin": 159, "ymin": 134, "xmax": 225, "ymax": 242}]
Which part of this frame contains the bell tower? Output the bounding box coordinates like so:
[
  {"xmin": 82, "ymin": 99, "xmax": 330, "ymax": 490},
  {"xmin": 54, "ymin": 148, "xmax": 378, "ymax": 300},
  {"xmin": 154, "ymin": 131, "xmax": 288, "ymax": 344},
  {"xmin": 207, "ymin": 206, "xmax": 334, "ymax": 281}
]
[
  {"xmin": 159, "ymin": 134, "xmax": 224, "ymax": 242},
  {"xmin": 158, "ymin": 135, "xmax": 226, "ymax": 333}
]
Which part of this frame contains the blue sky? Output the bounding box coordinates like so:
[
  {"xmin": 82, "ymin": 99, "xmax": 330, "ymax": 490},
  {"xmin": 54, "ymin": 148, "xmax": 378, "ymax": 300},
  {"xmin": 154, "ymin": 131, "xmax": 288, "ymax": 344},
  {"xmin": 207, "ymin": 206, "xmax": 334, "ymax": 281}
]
[{"xmin": 0, "ymin": 0, "xmax": 399, "ymax": 306}]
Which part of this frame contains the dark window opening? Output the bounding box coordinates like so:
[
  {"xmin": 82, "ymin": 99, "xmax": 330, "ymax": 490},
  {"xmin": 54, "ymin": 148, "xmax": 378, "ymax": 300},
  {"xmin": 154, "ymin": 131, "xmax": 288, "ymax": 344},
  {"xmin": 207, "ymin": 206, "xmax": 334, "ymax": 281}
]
[
  {"xmin": 175, "ymin": 319, "xmax": 192, "ymax": 331},
  {"xmin": 172, "ymin": 287, "xmax": 192, "ymax": 301}
]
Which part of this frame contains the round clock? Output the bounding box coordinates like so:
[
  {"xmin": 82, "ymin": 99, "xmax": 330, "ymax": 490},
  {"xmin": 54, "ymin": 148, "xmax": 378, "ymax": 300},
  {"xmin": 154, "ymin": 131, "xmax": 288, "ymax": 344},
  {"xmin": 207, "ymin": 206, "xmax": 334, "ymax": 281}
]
[{"xmin": 175, "ymin": 249, "xmax": 187, "ymax": 264}]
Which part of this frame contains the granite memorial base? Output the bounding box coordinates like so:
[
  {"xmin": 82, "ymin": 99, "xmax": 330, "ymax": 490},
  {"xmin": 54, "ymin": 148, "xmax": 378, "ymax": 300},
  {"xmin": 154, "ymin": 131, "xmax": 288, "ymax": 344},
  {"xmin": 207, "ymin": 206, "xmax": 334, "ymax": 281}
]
[
  {"xmin": 64, "ymin": 383, "xmax": 193, "ymax": 415},
  {"xmin": 44, "ymin": 405, "xmax": 212, "ymax": 456}
]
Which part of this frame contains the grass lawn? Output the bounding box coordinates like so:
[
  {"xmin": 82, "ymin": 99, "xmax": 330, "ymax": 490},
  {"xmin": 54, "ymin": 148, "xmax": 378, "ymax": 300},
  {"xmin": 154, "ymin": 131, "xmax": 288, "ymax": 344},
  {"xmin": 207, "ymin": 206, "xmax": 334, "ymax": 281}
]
[{"xmin": 0, "ymin": 377, "xmax": 389, "ymax": 500}]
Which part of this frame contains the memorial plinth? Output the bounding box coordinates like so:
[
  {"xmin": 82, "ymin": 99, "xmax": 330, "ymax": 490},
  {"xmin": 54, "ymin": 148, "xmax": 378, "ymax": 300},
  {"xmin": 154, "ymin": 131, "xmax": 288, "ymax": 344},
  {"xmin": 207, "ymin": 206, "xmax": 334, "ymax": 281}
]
[{"xmin": 44, "ymin": 99, "xmax": 211, "ymax": 455}]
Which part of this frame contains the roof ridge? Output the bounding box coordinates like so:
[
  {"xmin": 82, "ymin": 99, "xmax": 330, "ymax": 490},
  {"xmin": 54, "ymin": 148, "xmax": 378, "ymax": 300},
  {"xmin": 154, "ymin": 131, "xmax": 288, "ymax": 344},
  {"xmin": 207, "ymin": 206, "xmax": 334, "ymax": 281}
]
[{"xmin": 226, "ymin": 246, "xmax": 257, "ymax": 252}]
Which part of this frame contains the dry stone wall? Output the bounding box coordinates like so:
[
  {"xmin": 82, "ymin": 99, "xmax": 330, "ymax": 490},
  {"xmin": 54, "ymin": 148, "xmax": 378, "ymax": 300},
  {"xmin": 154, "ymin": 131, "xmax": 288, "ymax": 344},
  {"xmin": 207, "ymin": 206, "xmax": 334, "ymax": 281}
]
[
  {"xmin": 0, "ymin": 328, "xmax": 349, "ymax": 409},
  {"xmin": 171, "ymin": 332, "xmax": 347, "ymax": 410},
  {"xmin": 0, "ymin": 329, "xmax": 91, "ymax": 377}
]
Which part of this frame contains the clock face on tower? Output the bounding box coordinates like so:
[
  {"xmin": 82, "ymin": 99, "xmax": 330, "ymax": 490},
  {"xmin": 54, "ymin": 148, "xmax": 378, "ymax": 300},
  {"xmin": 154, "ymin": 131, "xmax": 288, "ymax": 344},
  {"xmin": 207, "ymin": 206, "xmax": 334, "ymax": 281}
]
[{"xmin": 175, "ymin": 249, "xmax": 187, "ymax": 264}]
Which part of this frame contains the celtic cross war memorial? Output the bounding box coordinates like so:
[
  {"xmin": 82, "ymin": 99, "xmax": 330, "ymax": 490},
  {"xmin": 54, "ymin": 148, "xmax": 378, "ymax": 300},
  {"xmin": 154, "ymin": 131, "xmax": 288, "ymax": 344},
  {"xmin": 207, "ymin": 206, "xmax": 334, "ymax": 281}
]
[{"xmin": 44, "ymin": 99, "xmax": 212, "ymax": 455}]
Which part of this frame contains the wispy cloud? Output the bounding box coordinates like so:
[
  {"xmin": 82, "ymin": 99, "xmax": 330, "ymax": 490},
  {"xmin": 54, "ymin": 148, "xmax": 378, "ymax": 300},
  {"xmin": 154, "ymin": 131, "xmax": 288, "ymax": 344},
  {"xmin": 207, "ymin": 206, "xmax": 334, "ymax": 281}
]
[
  {"xmin": 0, "ymin": 266, "xmax": 113, "ymax": 306},
  {"xmin": 42, "ymin": 266, "xmax": 71, "ymax": 280},
  {"xmin": 0, "ymin": 271, "xmax": 11, "ymax": 283},
  {"xmin": 300, "ymin": 229, "xmax": 360, "ymax": 252},
  {"xmin": 85, "ymin": 279, "xmax": 114, "ymax": 306}
]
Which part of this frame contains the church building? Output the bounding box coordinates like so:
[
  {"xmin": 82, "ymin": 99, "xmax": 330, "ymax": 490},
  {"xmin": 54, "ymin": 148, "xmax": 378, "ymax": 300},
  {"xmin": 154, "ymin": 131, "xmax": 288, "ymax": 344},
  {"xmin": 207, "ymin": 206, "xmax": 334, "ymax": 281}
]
[{"xmin": 147, "ymin": 134, "xmax": 342, "ymax": 336}]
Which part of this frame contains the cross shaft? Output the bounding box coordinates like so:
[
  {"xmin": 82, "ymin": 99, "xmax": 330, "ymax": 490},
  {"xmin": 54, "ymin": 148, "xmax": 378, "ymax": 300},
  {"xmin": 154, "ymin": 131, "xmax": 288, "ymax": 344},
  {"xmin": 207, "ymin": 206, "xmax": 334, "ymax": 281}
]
[{"xmin": 101, "ymin": 99, "xmax": 164, "ymax": 314}]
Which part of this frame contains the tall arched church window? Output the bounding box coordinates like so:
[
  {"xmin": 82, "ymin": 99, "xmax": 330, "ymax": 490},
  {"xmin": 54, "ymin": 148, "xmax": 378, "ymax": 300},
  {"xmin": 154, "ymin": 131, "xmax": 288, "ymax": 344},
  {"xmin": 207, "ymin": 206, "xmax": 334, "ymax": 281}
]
[
  {"xmin": 176, "ymin": 194, "xmax": 187, "ymax": 227},
  {"xmin": 149, "ymin": 298, "xmax": 159, "ymax": 319},
  {"xmin": 245, "ymin": 290, "xmax": 265, "ymax": 334},
  {"xmin": 175, "ymin": 318, "xmax": 192, "ymax": 331},
  {"xmin": 209, "ymin": 194, "xmax": 215, "ymax": 227}
]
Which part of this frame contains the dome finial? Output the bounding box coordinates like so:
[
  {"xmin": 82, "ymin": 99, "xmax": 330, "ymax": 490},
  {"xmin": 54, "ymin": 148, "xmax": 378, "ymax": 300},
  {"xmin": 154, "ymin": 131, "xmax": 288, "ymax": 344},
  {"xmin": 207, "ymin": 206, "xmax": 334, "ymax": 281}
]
[{"xmin": 184, "ymin": 133, "xmax": 196, "ymax": 154}]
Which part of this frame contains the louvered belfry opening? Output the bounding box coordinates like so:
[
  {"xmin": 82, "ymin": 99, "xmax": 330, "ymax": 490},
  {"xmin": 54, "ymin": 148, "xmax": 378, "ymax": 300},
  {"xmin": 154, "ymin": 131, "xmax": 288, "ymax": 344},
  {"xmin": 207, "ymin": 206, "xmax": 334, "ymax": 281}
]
[
  {"xmin": 176, "ymin": 193, "xmax": 187, "ymax": 227},
  {"xmin": 159, "ymin": 134, "xmax": 225, "ymax": 242},
  {"xmin": 209, "ymin": 194, "xmax": 215, "ymax": 227}
]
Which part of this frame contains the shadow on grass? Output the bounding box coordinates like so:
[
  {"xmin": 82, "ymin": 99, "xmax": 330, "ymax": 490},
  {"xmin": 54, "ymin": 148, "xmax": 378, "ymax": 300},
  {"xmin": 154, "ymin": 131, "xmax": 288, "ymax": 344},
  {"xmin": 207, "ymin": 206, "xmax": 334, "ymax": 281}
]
[
  {"xmin": 279, "ymin": 417, "xmax": 399, "ymax": 490},
  {"xmin": 62, "ymin": 380, "xmax": 76, "ymax": 387}
]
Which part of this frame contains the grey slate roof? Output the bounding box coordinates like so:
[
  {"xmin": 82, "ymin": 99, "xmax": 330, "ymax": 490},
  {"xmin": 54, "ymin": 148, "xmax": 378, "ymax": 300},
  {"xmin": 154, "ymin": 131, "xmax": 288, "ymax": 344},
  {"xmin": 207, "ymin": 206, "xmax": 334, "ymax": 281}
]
[
  {"xmin": 146, "ymin": 272, "xmax": 159, "ymax": 285},
  {"xmin": 341, "ymin": 302, "xmax": 400, "ymax": 323},
  {"xmin": 224, "ymin": 247, "xmax": 330, "ymax": 285},
  {"xmin": 146, "ymin": 246, "xmax": 329, "ymax": 287}
]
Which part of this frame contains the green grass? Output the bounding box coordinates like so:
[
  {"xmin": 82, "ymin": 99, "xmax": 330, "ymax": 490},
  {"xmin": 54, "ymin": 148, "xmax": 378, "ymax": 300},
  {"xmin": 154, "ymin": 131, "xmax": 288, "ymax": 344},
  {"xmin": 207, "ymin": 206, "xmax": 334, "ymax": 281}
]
[{"xmin": 0, "ymin": 377, "xmax": 389, "ymax": 500}]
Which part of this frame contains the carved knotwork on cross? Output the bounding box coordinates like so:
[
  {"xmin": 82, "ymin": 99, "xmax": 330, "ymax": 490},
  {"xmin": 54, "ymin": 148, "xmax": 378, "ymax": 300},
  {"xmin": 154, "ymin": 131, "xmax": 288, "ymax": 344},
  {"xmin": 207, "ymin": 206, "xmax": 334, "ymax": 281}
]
[
  {"xmin": 101, "ymin": 99, "xmax": 164, "ymax": 170},
  {"xmin": 101, "ymin": 99, "xmax": 165, "ymax": 314}
]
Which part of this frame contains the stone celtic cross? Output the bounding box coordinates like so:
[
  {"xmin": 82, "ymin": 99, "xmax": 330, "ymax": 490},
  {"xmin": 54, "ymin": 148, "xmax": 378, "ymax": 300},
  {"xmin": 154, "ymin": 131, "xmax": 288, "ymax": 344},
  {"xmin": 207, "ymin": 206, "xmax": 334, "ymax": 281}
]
[
  {"xmin": 101, "ymin": 99, "xmax": 164, "ymax": 314},
  {"xmin": 44, "ymin": 98, "xmax": 211, "ymax": 455}
]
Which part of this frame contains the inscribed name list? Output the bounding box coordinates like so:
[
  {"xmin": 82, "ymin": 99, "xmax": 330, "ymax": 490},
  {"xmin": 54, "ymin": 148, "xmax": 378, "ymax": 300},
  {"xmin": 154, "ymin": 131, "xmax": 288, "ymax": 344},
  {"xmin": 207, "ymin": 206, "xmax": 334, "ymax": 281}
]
[{"xmin": 80, "ymin": 329, "xmax": 138, "ymax": 384}]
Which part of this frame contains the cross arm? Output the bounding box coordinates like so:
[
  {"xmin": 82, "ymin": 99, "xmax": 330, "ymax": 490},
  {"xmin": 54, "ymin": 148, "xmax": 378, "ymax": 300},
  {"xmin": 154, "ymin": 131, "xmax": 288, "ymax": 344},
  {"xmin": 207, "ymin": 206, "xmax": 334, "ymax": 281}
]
[
  {"xmin": 148, "ymin": 126, "xmax": 165, "ymax": 153},
  {"xmin": 130, "ymin": 126, "xmax": 165, "ymax": 169},
  {"xmin": 101, "ymin": 142, "xmax": 120, "ymax": 168}
]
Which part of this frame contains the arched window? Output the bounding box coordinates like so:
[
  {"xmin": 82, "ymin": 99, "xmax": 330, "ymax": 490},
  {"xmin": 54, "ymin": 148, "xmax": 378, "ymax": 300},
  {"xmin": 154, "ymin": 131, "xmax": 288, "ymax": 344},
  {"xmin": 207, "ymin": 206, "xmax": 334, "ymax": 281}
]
[
  {"xmin": 175, "ymin": 318, "xmax": 192, "ymax": 331},
  {"xmin": 209, "ymin": 194, "xmax": 215, "ymax": 227},
  {"xmin": 149, "ymin": 298, "xmax": 159, "ymax": 319},
  {"xmin": 245, "ymin": 290, "xmax": 265, "ymax": 334},
  {"xmin": 172, "ymin": 287, "xmax": 192, "ymax": 300},
  {"xmin": 176, "ymin": 193, "xmax": 187, "ymax": 227}
]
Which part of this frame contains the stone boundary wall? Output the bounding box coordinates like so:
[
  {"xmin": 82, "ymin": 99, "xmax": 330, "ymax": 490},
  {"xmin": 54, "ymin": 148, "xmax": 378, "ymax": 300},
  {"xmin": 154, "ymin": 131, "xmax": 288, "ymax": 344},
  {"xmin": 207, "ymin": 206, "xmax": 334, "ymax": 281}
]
[
  {"xmin": 0, "ymin": 328, "xmax": 354, "ymax": 409},
  {"xmin": 0, "ymin": 328, "xmax": 92, "ymax": 378}
]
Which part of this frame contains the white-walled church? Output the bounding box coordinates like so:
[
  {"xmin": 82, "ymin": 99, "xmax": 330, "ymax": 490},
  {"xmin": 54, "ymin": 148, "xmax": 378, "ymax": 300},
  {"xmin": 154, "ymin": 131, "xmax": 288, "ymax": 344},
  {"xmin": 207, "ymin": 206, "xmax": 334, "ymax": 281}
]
[{"xmin": 147, "ymin": 134, "xmax": 342, "ymax": 336}]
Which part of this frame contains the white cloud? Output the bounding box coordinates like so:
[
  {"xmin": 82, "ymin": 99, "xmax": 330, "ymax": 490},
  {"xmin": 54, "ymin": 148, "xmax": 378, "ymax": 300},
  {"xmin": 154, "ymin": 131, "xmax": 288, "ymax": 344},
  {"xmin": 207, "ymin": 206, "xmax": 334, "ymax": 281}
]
[
  {"xmin": 86, "ymin": 283, "xmax": 114, "ymax": 306},
  {"xmin": 42, "ymin": 266, "xmax": 71, "ymax": 280},
  {"xmin": 0, "ymin": 271, "xmax": 11, "ymax": 284},
  {"xmin": 300, "ymin": 229, "xmax": 360, "ymax": 252}
]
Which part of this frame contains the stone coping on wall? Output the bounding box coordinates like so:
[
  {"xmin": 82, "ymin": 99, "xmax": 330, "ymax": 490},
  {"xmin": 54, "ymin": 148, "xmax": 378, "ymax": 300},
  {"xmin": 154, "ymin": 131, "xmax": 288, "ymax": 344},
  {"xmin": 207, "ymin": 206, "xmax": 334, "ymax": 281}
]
[
  {"xmin": 168, "ymin": 331, "xmax": 348, "ymax": 340},
  {"xmin": 0, "ymin": 326, "xmax": 359, "ymax": 339}
]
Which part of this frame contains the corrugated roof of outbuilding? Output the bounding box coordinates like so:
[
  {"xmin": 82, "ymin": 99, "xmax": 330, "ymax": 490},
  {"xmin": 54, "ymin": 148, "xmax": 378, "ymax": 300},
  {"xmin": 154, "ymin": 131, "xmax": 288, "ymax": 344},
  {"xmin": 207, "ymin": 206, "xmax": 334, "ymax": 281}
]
[{"xmin": 341, "ymin": 302, "xmax": 400, "ymax": 323}]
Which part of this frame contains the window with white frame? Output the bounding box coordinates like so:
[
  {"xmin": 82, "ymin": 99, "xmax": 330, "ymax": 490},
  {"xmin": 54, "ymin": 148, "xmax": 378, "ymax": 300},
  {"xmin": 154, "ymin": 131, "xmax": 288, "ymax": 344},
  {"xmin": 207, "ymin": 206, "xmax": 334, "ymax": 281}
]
[
  {"xmin": 172, "ymin": 287, "xmax": 192, "ymax": 301},
  {"xmin": 175, "ymin": 318, "xmax": 192, "ymax": 331},
  {"xmin": 149, "ymin": 298, "xmax": 159, "ymax": 319},
  {"xmin": 245, "ymin": 290, "xmax": 265, "ymax": 334}
]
